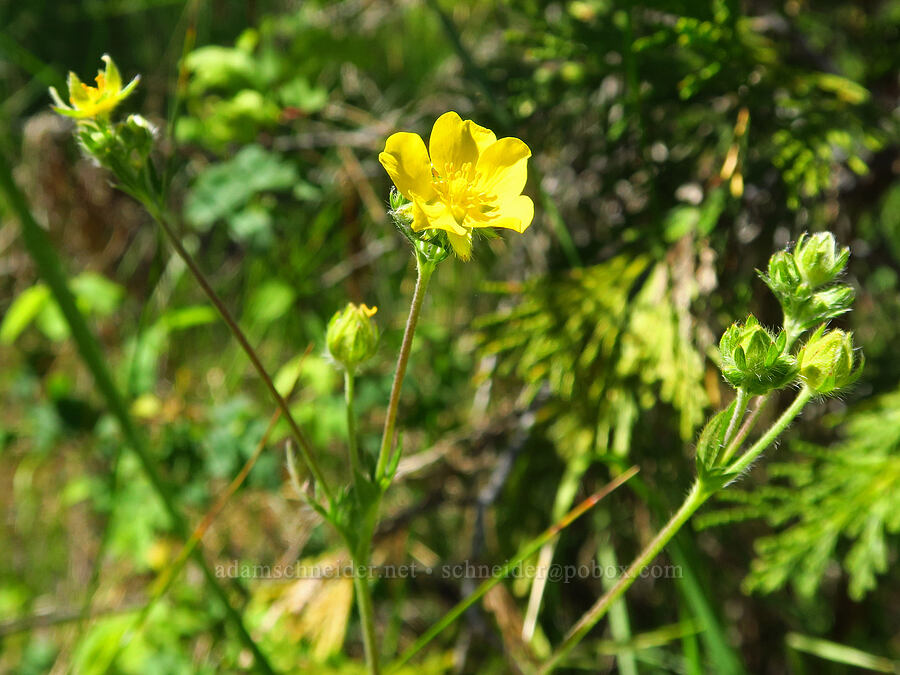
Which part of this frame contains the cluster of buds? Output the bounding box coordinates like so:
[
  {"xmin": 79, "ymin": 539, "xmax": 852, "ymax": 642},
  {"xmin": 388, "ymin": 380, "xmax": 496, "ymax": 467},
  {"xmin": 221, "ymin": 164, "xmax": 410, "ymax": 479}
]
[
  {"xmin": 719, "ymin": 315, "xmax": 797, "ymax": 394},
  {"xmin": 760, "ymin": 233, "xmax": 854, "ymax": 340},
  {"xmin": 77, "ymin": 113, "xmax": 157, "ymax": 173},
  {"xmin": 326, "ymin": 303, "xmax": 379, "ymax": 372},
  {"xmin": 388, "ymin": 188, "xmax": 451, "ymax": 265},
  {"xmin": 797, "ymin": 326, "xmax": 864, "ymax": 394}
]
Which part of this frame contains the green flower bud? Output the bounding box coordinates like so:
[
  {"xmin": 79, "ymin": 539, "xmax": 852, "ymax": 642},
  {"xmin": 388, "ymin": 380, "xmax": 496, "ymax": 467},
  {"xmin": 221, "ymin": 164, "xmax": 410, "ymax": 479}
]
[
  {"xmin": 793, "ymin": 232, "xmax": 850, "ymax": 289},
  {"xmin": 719, "ymin": 315, "xmax": 797, "ymax": 394},
  {"xmin": 77, "ymin": 125, "xmax": 117, "ymax": 160},
  {"xmin": 764, "ymin": 250, "xmax": 803, "ymax": 299},
  {"xmin": 120, "ymin": 114, "xmax": 157, "ymax": 161},
  {"xmin": 389, "ymin": 186, "xmax": 408, "ymax": 212},
  {"xmin": 807, "ymin": 284, "xmax": 855, "ymax": 320},
  {"xmin": 759, "ymin": 232, "xmax": 855, "ymax": 342},
  {"xmin": 388, "ymin": 191, "xmax": 451, "ymax": 265},
  {"xmin": 797, "ymin": 326, "xmax": 863, "ymax": 394},
  {"xmin": 326, "ymin": 303, "xmax": 379, "ymax": 371}
]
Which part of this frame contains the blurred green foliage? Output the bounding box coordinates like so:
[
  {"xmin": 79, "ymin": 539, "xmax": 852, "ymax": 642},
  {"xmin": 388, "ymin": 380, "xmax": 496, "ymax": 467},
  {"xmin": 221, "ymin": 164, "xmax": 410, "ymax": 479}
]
[{"xmin": 2, "ymin": 0, "xmax": 900, "ymax": 672}]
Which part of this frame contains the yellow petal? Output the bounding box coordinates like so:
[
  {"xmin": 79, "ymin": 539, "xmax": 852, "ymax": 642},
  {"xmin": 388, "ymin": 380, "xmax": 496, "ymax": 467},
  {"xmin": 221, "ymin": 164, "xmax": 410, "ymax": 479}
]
[
  {"xmin": 101, "ymin": 54, "xmax": 122, "ymax": 93},
  {"xmin": 488, "ymin": 195, "xmax": 534, "ymax": 233},
  {"xmin": 430, "ymin": 111, "xmax": 479, "ymax": 171},
  {"xmin": 476, "ymin": 137, "xmax": 531, "ymax": 199},
  {"xmin": 67, "ymin": 72, "xmax": 90, "ymax": 106},
  {"xmin": 446, "ymin": 230, "xmax": 473, "ymax": 260},
  {"xmin": 413, "ymin": 198, "xmax": 467, "ymax": 235},
  {"xmin": 468, "ymin": 120, "xmax": 497, "ymax": 156},
  {"xmin": 379, "ymin": 132, "xmax": 435, "ymax": 201},
  {"xmin": 411, "ymin": 200, "xmax": 430, "ymax": 232}
]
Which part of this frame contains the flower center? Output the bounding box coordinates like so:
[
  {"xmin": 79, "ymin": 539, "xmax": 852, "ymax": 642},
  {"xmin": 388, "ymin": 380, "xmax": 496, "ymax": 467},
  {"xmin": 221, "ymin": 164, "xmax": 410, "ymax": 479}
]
[{"xmin": 432, "ymin": 161, "xmax": 496, "ymax": 225}]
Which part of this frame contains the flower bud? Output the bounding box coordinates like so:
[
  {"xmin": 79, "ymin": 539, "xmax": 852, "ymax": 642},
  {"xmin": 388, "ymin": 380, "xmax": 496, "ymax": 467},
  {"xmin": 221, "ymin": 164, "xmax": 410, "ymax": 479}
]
[
  {"xmin": 388, "ymin": 190, "xmax": 451, "ymax": 265},
  {"xmin": 759, "ymin": 233, "xmax": 855, "ymax": 341},
  {"xmin": 120, "ymin": 114, "xmax": 157, "ymax": 161},
  {"xmin": 326, "ymin": 303, "xmax": 379, "ymax": 371},
  {"xmin": 797, "ymin": 326, "xmax": 863, "ymax": 394},
  {"xmin": 764, "ymin": 250, "xmax": 803, "ymax": 299},
  {"xmin": 389, "ymin": 186, "xmax": 408, "ymax": 212},
  {"xmin": 719, "ymin": 315, "xmax": 797, "ymax": 394},
  {"xmin": 793, "ymin": 232, "xmax": 850, "ymax": 289},
  {"xmin": 807, "ymin": 284, "xmax": 855, "ymax": 321}
]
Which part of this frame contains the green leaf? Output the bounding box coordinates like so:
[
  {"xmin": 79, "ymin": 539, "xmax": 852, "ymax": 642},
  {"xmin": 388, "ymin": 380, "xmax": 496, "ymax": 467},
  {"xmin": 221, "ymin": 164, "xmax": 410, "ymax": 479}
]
[
  {"xmin": 184, "ymin": 144, "xmax": 298, "ymax": 230},
  {"xmin": 278, "ymin": 76, "xmax": 328, "ymax": 112},
  {"xmin": 246, "ymin": 280, "xmax": 296, "ymax": 326},
  {"xmin": 0, "ymin": 283, "xmax": 50, "ymax": 343},
  {"xmin": 70, "ymin": 273, "xmax": 125, "ymax": 316},
  {"xmin": 695, "ymin": 401, "xmax": 735, "ymax": 473},
  {"xmin": 184, "ymin": 45, "xmax": 256, "ymax": 91},
  {"xmin": 157, "ymin": 305, "xmax": 217, "ymax": 332},
  {"xmin": 226, "ymin": 205, "xmax": 273, "ymax": 245}
]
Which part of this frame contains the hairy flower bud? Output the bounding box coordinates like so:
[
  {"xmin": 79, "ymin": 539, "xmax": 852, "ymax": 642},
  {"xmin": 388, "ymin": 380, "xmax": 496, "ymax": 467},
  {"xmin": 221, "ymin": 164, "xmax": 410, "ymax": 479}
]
[
  {"xmin": 797, "ymin": 326, "xmax": 863, "ymax": 394},
  {"xmin": 764, "ymin": 250, "xmax": 803, "ymax": 298},
  {"xmin": 794, "ymin": 232, "xmax": 850, "ymax": 289},
  {"xmin": 719, "ymin": 315, "xmax": 797, "ymax": 394},
  {"xmin": 759, "ymin": 232, "xmax": 855, "ymax": 340},
  {"xmin": 388, "ymin": 188, "xmax": 451, "ymax": 264},
  {"xmin": 326, "ymin": 303, "xmax": 379, "ymax": 371},
  {"xmin": 120, "ymin": 114, "xmax": 157, "ymax": 160}
]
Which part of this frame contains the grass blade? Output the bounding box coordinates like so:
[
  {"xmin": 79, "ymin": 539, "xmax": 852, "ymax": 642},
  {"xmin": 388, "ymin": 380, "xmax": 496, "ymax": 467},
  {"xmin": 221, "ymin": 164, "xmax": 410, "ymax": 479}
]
[{"xmin": 786, "ymin": 633, "xmax": 900, "ymax": 673}]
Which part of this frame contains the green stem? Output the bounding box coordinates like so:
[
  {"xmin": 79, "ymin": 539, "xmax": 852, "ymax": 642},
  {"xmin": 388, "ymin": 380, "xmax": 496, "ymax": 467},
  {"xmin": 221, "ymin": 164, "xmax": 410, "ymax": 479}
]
[
  {"xmin": 723, "ymin": 393, "xmax": 769, "ymax": 462},
  {"xmin": 354, "ymin": 570, "xmax": 381, "ymax": 675},
  {"xmin": 355, "ymin": 252, "xmax": 435, "ymax": 672},
  {"xmin": 725, "ymin": 386, "xmax": 813, "ymax": 476},
  {"xmin": 541, "ymin": 387, "xmax": 815, "ymax": 672},
  {"xmin": 720, "ymin": 330, "xmax": 802, "ymax": 466},
  {"xmin": 375, "ymin": 254, "xmax": 434, "ymax": 481},
  {"xmin": 389, "ymin": 467, "xmax": 639, "ymax": 672},
  {"xmin": 0, "ymin": 154, "xmax": 276, "ymax": 675},
  {"xmin": 540, "ymin": 481, "xmax": 709, "ymax": 674},
  {"xmin": 345, "ymin": 370, "xmax": 363, "ymax": 488},
  {"xmin": 146, "ymin": 203, "xmax": 334, "ymax": 506},
  {"xmin": 719, "ymin": 387, "xmax": 750, "ymax": 465}
]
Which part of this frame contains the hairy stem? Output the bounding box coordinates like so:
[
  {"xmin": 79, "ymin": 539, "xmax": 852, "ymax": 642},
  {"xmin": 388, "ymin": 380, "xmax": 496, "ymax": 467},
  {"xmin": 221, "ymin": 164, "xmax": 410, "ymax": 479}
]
[
  {"xmin": 726, "ymin": 386, "xmax": 813, "ymax": 476},
  {"xmin": 722, "ymin": 388, "xmax": 748, "ymax": 447},
  {"xmin": 345, "ymin": 370, "xmax": 363, "ymax": 489},
  {"xmin": 375, "ymin": 254, "xmax": 435, "ymax": 480},
  {"xmin": 541, "ymin": 386, "xmax": 815, "ymax": 672},
  {"xmin": 722, "ymin": 393, "xmax": 770, "ymax": 462},
  {"xmin": 147, "ymin": 204, "xmax": 334, "ymax": 505},
  {"xmin": 354, "ymin": 570, "xmax": 381, "ymax": 675}
]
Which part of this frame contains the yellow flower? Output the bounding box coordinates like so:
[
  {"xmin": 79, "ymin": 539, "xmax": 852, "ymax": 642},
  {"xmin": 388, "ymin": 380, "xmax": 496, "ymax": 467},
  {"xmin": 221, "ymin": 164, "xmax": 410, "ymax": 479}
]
[
  {"xmin": 49, "ymin": 54, "xmax": 140, "ymax": 120},
  {"xmin": 379, "ymin": 111, "xmax": 533, "ymax": 260}
]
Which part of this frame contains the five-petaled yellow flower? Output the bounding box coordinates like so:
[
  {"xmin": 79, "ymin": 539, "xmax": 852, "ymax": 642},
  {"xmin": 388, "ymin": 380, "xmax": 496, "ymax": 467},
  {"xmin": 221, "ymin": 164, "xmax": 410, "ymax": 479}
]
[
  {"xmin": 50, "ymin": 54, "xmax": 140, "ymax": 120},
  {"xmin": 379, "ymin": 112, "xmax": 534, "ymax": 260}
]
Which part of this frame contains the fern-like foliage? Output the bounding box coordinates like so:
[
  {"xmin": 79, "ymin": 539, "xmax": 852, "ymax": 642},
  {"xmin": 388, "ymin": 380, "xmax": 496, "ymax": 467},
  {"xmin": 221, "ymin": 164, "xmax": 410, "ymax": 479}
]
[
  {"xmin": 697, "ymin": 387, "xmax": 900, "ymax": 600},
  {"xmin": 474, "ymin": 254, "xmax": 708, "ymax": 463}
]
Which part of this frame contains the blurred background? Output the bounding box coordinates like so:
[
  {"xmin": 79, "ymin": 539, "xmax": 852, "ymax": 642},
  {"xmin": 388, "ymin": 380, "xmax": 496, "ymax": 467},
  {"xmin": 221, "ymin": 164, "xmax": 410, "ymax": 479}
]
[{"xmin": 1, "ymin": 0, "xmax": 899, "ymax": 672}]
